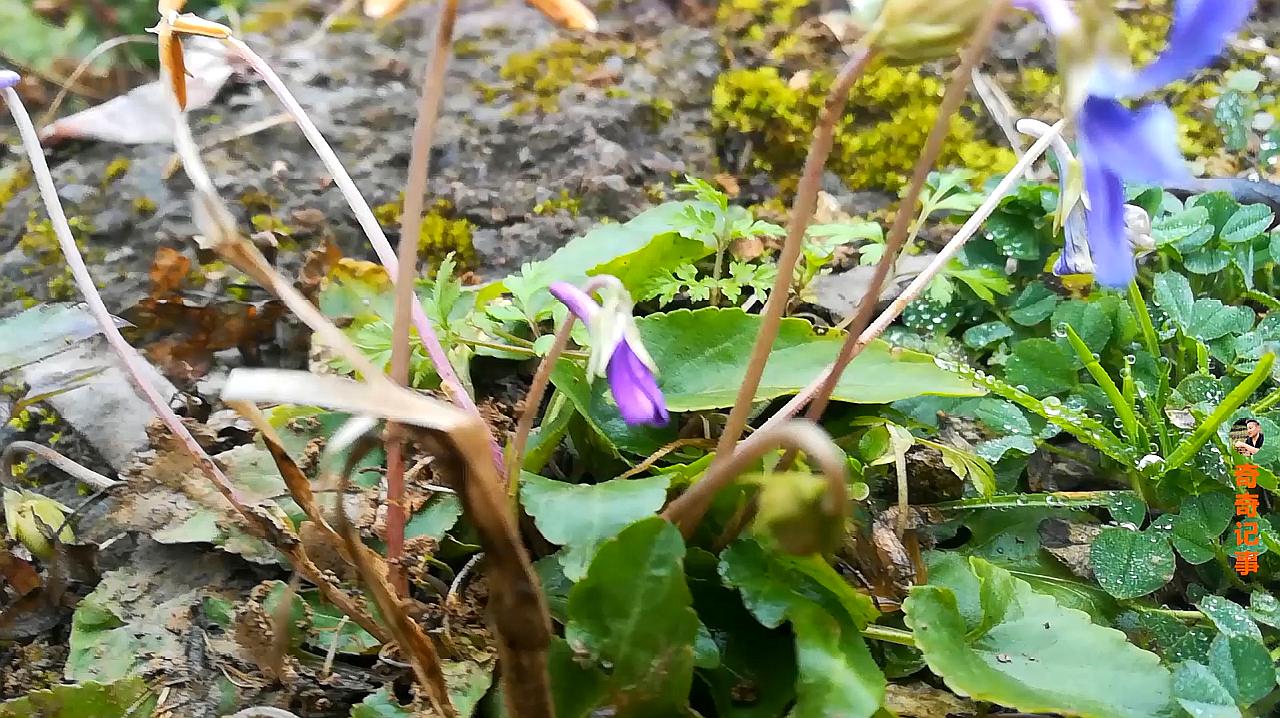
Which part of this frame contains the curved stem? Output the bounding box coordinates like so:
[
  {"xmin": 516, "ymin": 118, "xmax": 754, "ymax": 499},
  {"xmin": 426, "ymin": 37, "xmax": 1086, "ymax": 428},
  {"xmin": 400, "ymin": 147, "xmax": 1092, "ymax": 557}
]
[
  {"xmin": 38, "ymin": 35, "xmax": 153, "ymax": 127},
  {"xmin": 1, "ymin": 441, "xmax": 118, "ymax": 491},
  {"xmin": 795, "ymin": 0, "xmax": 1009, "ymax": 431},
  {"xmin": 754, "ymin": 118, "xmax": 1062, "ymax": 440},
  {"xmin": 662, "ymin": 420, "xmax": 846, "ymax": 536},
  {"xmin": 507, "ymin": 317, "xmax": 576, "ymax": 500},
  {"xmin": 705, "ymin": 42, "xmax": 877, "ymax": 477},
  {"xmin": 386, "ymin": 0, "xmax": 459, "ymax": 596},
  {"xmin": 1, "ymin": 86, "xmax": 251, "ymax": 515},
  {"xmin": 220, "ymin": 36, "xmax": 502, "ymax": 476}
]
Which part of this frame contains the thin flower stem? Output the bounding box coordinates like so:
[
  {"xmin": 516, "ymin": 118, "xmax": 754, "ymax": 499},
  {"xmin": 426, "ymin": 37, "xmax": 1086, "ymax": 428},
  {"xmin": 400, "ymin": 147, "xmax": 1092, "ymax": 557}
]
[
  {"xmin": 706, "ymin": 42, "xmax": 877, "ymax": 466},
  {"xmin": 386, "ymin": 0, "xmax": 459, "ymax": 596},
  {"xmin": 663, "ymin": 420, "xmax": 847, "ymax": 537},
  {"xmin": 38, "ymin": 35, "xmax": 153, "ymax": 127},
  {"xmin": 860, "ymin": 624, "xmax": 916, "ymax": 647},
  {"xmin": 219, "ymin": 36, "xmax": 504, "ymax": 476},
  {"xmin": 507, "ymin": 317, "xmax": 576, "ymax": 505},
  {"xmin": 794, "ymin": 0, "xmax": 1009, "ymax": 432},
  {"xmin": 1, "ymin": 87, "xmax": 250, "ymax": 515},
  {"xmin": 752, "ymin": 118, "xmax": 1062, "ymax": 440}
]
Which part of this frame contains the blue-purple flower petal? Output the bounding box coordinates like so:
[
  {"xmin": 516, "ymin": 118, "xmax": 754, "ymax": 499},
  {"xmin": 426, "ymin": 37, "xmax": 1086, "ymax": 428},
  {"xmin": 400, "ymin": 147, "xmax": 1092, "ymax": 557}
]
[
  {"xmin": 548, "ymin": 281, "xmax": 599, "ymax": 323},
  {"xmin": 1078, "ymin": 97, "xmax": 1188, "ymax": 184},
  {"xmin": 1080, "ymin": 161, "xmax": 1134, "ymax": 288},
  {"xmin": 1053, "ymin": 206, "xmax": 1095, "ymax": 276},
  {"xmin": 606, "ymin": 340, "xmax": 669, "ymax": 427},
  {"xmin": 0, "ymin": 71, "xmax": 19, "ymax": 90},
  {"xmin": 1119, "ymin": 0, "xmax": 1255, "ymax": 97}
]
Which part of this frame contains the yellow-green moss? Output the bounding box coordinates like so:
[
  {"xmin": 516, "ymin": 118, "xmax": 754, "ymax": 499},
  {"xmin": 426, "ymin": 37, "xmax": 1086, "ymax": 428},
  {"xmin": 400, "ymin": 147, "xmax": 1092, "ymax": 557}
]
[
  {"xmin": 0, "ymin": 167, "xmax": 31, "ymax": 205},
  {"xmin": 533, "ymin": 189, "xmax": 582, "ymax": 217},
  {"xmin": 712, "ymin": 65, "xmax": 1016, "ymax": 192},
  {"xmin": 419, "ymin": 212, "xmax": 476, "ymax": 267},
  {"xmin": 716, "ymin": 0, "xmax": 809, "ymax": 44},
  {"xmin": 495, "ymin": 38, "xmax": 637, "ymax": 114},
  {"xmin": 16, "ymin": 212, "xmax": 97, "ymax": 302},
  {"xmin": 372, "ymin": 197, "xmax": 475, "ymax": 267},
  {"xmin": 133, "ymin": 196, "xmax": 158, "ymax": 216},
  {"xmin": 251, "ymin": 214, "xmax": 291, "ymax": 236},
  {"xmin": 1119, "ymin": 0, "xmax": 1173, "ymax": 66},
  {"xmin": 103, "ymin": 157, "xmax": 130, "ymax": 185},
  {"xmin": 240, "ymin": 189, "xmax": 277, "ymax": 213}
]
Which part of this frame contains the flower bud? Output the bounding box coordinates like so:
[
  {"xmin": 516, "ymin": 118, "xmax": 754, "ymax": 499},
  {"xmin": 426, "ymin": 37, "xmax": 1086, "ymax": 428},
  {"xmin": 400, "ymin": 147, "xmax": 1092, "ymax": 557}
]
[
  {"xmin": 850, "ymin": 0, "xmax": 996, "ymax": 64},
  {"xmin": 3, "ymin": 489, "xmax": 74, "ymax": 560}
]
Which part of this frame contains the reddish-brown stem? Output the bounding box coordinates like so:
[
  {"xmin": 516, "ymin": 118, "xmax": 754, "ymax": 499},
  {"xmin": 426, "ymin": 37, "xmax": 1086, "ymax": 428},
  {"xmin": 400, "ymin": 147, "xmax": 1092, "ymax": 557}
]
[
  {"xmin": 666, "ymin": 44, "xmax": 876, "ymax": 536},
  {"xmin": 386, "ymin": 0, "xmax": 459, "ymax": 595},
  {"xmin": 751, "ymin": 120, "xmax": 1063, "ymax": 440},
  {"xmin": 796, "ymin": 0, "xmax": 1008, "ymax": 432},
  {"xmin": 507, "ymin": 317, "xmax": 576, "ymax": 501}
]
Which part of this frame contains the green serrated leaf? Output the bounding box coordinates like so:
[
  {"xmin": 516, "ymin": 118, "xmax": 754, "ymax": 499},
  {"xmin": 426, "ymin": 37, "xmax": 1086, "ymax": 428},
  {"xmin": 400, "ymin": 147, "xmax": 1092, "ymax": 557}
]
[
  {"xmin": 521, "ymin": 474, "xmax": 670, "ymax": 581},
  {"xmin": 1184, "ymin": 250, "xmax": 1235, "ymax": 275},
  {"xmin": 1004, "ymin": 339, "xmax": 1078, "ymax": 396},
  {"xmin": 1171, "ymin": 493, "xmax": 1233, "ymax": 565},
  {"xmin": 903, "ymin": 557, "xmax": 1175, "ymax": 718},
  {"xmin": 963, "ymin": 321, "xmax": 1014, "ymax": 349},
  {"xmin": 1153, "ymin": 206, "xmax": 1212, "ymax": 248},
  {"xmin": 1010, "ymin": 282, "xmax": 1060, "ymax": 326},
  {"xmin": 1173, "ymin": 661, "xmax": 1243, "ymax": 718},
  {"xmin": 1208, "ymin": 633, "xmax": 1274, "ymax": 706},
  {"xmin": 1197, "ymin": 596, "xmax": 1263, "ymax": 643},
  {"xmin": 1221, "ymin": 204, "xmax": 1274, "ymax": 244},
  {"xmin": 1090, "ymin": 528, "xmax": 1175, "ymax": 599}
]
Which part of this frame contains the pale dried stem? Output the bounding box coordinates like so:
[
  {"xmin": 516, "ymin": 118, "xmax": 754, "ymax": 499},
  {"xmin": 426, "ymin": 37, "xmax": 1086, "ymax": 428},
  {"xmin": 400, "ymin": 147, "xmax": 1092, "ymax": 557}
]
[
  {"xmin": 2, "ymin": 87, "xmax": 250, "ymax": 514},
  {"xmin": 330, "ymin": 424, "xmax": 455, "ymax": 718},
  {"xmin": 167, "ymin": 80, "xmax": 394, "ymax": 646},
  {"xmin": 2, "ymin": 441, "xmax": 118, "ymax": 491},
  {"xmin": 616, "ymin": 438, "xmax": 716, "ymax": 480},
  {"xmin": 223, "ymin": 370, "xmax": 554, "ymax": 718},
  {"xmin": 387, "ymin": 0, "xmax": 459, "ymax": 594},
  {"xmin": 796, "ymin": 0, "xmax": 1009, "ymax": 432},
  {"xmin": 218, "ymin": 36, "xmax": 502, "ymax": 473},
  {"xmin": 752, "ymin": 120, "xmax": 1063, "ymax": 439},
  {"xmin": 39, "ymin": 35, "xmax": 153, "ymax": 127},
  {"xmin": 668, "ymin": 44, "xmax": 876, "ymax": 535}
]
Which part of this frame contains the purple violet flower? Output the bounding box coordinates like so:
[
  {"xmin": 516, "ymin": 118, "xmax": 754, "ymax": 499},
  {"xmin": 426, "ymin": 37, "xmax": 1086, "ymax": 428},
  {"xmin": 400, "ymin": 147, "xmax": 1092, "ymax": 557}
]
[
  {"xmin": 1017, "ymin": 0, "xmax": 1255, "ymax": 287},
  {"xmin": 0, "ymin": 71, "xmax": 20, "ymax": 90},
  {"xmin": 549, "ymin": 278, "xmax": 669, "ymax": 427}
]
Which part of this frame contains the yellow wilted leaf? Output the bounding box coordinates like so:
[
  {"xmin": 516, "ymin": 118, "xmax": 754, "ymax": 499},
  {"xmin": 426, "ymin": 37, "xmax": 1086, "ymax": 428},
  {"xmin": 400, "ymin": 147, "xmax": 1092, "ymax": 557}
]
[
  {"xmin": 159, "ymin": 28, "xmax": 188, "ymax": 110},
  {"xmin": 364, "ymin": 0, "xmax": 409, "ymax": 19},
  {"xmin": 525, "ymin": 0, "xmax": 599, "ymax": 32},
  {"xmin": 169, "ymin": 12, "xmax": 233, "ymax": 38}
]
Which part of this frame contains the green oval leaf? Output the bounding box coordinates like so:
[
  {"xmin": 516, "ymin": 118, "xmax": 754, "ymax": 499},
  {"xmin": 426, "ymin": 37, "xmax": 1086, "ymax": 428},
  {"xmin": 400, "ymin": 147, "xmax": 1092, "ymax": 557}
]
[
  {"xmin": 903, "ymin": 557, "xmax": 1174, "ymax": 718},
  {"xmin": 1090, "ymin": 528, "xmax": 1175, "ymax": 599},
  {"xmin": 520, "ymin": 474, "xmax": 670, "ymax": 581},
  {"xmin": 565, "ymin": 517, "xmax": 699, "ymax": 715},
  {"xmin": 633, "ymin": 307, "xmax": 981, "ymax": 410}
]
